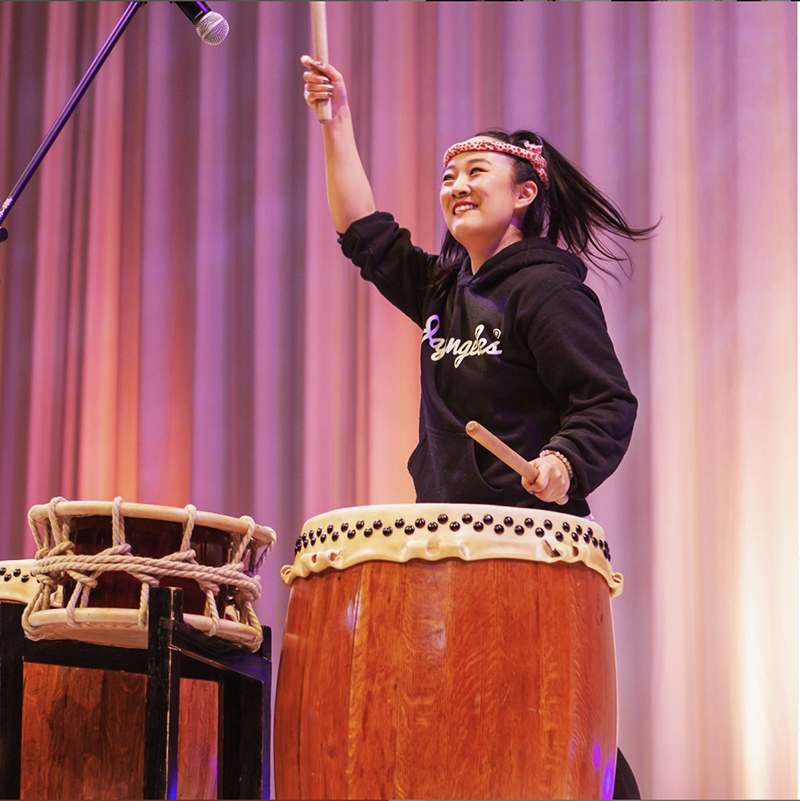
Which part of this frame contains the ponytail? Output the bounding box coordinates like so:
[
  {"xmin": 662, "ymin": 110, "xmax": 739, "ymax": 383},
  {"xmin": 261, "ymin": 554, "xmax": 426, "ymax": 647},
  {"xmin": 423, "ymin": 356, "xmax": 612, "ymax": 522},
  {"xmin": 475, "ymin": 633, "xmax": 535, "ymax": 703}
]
[{"xmin": 439, "ymin": 128, "xmax": 658, "ymax": 279}]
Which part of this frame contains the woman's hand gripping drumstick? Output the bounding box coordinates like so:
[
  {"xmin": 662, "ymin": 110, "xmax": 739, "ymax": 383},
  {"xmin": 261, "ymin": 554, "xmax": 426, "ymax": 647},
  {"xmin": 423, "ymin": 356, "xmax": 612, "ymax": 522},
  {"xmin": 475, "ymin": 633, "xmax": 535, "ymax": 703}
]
[
  {"xmin": 465, "ymin": 421, "xmax": 570, "ymax": 506},
  {"xmin": 300, "ymin": 51, "xmax": 377, "ymax": 234},
  {"xmin": 309, "ymin": 2, "xmax": 331, "ymax": 123}
]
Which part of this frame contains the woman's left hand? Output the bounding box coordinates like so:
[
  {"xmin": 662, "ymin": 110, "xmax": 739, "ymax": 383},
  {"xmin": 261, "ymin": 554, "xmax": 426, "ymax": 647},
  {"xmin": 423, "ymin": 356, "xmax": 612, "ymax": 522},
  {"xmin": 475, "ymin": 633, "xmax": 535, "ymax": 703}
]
[{"xmin": 522, "ymin": 454, "xmax": 570, "ymax": 505}]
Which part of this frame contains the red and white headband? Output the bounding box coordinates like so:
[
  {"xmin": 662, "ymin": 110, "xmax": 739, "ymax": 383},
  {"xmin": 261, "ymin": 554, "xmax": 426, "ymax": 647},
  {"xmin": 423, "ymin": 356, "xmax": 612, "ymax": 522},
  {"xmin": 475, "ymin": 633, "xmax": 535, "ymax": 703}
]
[{"xmin": 442, "ymin": 137, "xmax": 550, "ymax": 189}]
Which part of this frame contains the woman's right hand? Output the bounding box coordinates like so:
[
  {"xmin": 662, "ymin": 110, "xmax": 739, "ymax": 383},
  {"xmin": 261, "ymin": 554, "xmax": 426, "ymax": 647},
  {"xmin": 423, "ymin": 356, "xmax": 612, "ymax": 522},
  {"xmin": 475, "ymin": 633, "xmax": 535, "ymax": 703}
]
[
  {"xmin": 299, "ymin": 54, "xmax": 376, "ymax": 230},
  {"xmin": 301, "ymin": 55, "xmax": 348, "ymax": 120}
]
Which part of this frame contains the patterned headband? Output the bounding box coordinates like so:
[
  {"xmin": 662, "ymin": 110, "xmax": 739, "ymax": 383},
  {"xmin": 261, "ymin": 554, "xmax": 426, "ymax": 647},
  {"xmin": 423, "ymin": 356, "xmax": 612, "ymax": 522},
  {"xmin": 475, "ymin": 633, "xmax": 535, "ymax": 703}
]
[{"xmin": 442, "ymin": 137, "xmax": 550, "ymax": 189}]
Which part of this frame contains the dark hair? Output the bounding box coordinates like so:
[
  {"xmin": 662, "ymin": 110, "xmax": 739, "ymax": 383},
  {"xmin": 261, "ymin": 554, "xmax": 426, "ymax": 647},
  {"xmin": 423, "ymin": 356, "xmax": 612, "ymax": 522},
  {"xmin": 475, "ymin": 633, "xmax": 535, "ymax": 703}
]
[{"xmin": 439, "ymin": 129, "xmax": 659, "ymax": 279}]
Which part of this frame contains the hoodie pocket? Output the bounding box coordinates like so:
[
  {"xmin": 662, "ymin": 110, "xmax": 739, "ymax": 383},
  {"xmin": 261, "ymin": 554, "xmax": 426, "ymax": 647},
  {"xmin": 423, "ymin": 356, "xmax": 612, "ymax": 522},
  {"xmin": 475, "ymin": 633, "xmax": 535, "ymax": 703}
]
[{"xmin": 407, "ymin": 427, "xmax": 504, "ymax": 503}]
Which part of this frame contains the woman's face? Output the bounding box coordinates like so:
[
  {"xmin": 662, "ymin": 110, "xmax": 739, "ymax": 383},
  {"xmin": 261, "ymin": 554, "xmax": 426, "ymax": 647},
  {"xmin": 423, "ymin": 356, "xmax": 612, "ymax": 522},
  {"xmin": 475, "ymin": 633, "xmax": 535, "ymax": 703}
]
[{"xmin": 440, "ymin": 145, "xmax": 535, "ymax": 249}]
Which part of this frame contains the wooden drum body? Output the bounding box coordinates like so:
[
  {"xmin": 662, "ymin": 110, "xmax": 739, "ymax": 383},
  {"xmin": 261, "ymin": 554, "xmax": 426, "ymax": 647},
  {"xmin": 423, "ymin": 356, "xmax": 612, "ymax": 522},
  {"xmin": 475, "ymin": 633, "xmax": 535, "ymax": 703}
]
[{"xmin": 275, "ymin": 504, "xmax": 622, "ymax": 801}]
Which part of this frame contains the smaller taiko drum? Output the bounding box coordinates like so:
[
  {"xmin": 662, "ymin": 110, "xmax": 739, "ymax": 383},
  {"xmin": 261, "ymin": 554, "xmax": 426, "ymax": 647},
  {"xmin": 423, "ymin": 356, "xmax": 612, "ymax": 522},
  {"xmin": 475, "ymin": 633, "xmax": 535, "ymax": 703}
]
[
  {"xmin": 24, "ymin": 497, "xmax": 276, "ymax": 650},
  {"xmin": 275, "ymin": 503, "xmax": 622, "ymax": 801},
  {"xmin": 9, "ymin": 498, "xmax": 276, "ymax": 800}
]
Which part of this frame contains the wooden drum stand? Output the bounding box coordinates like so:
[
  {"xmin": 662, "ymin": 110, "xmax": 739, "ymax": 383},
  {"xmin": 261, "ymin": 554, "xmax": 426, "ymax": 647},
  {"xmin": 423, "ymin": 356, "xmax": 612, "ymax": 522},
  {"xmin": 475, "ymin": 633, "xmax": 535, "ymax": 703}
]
[{"xmin": 0, "ymin": 586, "xmax": 271, "ymax": 800}]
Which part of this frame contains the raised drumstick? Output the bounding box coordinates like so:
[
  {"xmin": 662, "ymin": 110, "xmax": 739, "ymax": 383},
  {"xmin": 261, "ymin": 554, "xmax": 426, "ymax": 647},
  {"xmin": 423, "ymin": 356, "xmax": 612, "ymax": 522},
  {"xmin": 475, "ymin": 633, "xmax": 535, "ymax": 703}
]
[
  {"xmin": 466, "ymin": 421, "xmax": 539, "ymax": 485},
  {"xmin": 310, "ymin": 2, "xmax": 332, "ymax": 123}
]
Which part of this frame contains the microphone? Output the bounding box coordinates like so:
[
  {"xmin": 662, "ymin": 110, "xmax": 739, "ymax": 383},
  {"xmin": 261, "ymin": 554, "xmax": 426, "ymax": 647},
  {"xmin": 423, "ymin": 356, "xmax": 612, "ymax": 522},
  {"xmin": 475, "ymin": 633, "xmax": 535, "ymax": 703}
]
[{"xmin": 172, "ymin": 2, "xmax": 229, "ymax": 45}]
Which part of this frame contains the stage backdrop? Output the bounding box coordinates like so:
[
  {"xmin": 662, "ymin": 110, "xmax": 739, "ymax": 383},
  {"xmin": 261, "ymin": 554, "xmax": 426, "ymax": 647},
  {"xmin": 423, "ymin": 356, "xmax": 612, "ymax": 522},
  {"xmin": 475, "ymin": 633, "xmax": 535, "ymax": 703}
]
[{"xmin": 0, "ymin": 3, "xmax": 795, "ymax": 799}]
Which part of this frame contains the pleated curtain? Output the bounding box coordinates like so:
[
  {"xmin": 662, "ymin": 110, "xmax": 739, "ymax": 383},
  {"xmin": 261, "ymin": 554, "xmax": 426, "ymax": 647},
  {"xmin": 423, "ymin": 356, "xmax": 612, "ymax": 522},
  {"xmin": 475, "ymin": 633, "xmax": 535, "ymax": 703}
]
[{"xmin": 0, "ymin": 3, "xmax": 795, "ymax": 798}]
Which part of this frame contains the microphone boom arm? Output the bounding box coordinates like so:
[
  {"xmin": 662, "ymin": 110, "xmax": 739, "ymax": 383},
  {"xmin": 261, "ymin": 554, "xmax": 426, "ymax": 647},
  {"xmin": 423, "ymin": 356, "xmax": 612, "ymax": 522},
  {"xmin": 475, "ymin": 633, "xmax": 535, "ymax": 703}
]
[{"xmin": 0, "ymin": 1, "xmax": 147, "ymax": 244}]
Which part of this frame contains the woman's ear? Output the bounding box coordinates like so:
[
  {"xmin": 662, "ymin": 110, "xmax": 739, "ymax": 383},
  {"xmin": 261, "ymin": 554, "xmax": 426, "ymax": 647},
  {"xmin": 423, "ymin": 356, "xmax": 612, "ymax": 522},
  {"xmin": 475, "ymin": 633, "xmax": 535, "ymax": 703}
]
[{"xmin": 516, "ymin": 180, "xmax": 538, "ymax": 210}]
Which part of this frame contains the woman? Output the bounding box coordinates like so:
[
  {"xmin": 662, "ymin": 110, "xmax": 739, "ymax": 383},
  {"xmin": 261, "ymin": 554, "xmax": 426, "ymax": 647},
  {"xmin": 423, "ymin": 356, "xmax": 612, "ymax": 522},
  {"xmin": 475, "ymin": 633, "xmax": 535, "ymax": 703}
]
[
  {"xmin": 301, "ymin": 55, "xmax": 653, "ymax": 515},
  {"xmin": 301, "ymin": 54, "xmax": 651, "ymax": 798}
]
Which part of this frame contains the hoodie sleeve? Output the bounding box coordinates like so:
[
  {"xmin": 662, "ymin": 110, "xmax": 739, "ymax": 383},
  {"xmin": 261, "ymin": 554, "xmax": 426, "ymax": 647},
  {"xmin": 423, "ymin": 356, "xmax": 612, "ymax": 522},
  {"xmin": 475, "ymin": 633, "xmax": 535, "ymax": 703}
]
[
  {"xmin": 526, "ymin": 283, "xmax": 638, "ymax": 499},
  {"xmin": 338, "ymin": 212, "xmax": 440, "ymax": 328}
]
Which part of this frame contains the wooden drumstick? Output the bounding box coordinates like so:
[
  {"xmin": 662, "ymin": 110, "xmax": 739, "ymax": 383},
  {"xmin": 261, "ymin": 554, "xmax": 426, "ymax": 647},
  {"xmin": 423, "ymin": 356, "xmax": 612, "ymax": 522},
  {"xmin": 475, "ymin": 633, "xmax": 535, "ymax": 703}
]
[
  {"xmin": 310, "ymin": 2, "xmax": 332, "ymax": 123},
  {"xmin": 465, "ymin": 420, "xmax": 539, "ymax": 485}
]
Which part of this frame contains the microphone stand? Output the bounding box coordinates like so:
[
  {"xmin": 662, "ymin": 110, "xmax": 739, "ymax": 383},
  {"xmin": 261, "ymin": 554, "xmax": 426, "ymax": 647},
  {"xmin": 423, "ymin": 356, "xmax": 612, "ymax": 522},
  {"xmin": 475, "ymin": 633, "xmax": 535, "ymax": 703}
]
[{"xmin": 0, "ymin": 1, "xmax": 146, "ymax": 246}]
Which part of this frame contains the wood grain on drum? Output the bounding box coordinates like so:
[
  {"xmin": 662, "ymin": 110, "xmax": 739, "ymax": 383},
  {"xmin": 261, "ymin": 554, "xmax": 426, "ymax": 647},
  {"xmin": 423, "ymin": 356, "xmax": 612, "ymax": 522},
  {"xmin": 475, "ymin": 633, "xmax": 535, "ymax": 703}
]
[
  {"xmin": 275, "ymin": 558, "xmax": 618, "ymax": 800},
  {"xmin": 20, "ymin": 665, "xmax": 218, "ymax": 800}
]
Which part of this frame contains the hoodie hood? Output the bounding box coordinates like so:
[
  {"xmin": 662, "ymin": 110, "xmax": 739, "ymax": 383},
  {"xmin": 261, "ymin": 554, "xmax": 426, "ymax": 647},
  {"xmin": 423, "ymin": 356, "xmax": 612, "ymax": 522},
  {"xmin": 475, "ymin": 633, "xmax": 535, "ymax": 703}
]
[{"xmin": 462, "ymin": 237, "xmax": 588, "ymax": 290}]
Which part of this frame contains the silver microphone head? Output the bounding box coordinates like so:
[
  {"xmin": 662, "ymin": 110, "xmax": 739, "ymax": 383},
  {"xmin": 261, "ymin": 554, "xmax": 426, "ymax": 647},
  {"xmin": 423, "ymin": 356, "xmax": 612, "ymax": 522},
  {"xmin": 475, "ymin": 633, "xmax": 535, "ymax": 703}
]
[{"xmin": 196, "ymin": 11, "xmax": 229, "ymax": 45}]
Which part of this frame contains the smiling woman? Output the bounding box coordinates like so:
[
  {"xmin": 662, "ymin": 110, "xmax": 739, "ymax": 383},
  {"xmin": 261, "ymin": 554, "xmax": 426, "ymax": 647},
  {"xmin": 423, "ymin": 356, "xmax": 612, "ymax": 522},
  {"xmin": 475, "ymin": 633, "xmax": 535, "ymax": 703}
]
[
  {"xmin": 300, "ymin": 53, "xmax": 656, "ymax": 799},
  {"xmin": 300, "ymin": 55, "xmax": 656, "ymax": 518}
]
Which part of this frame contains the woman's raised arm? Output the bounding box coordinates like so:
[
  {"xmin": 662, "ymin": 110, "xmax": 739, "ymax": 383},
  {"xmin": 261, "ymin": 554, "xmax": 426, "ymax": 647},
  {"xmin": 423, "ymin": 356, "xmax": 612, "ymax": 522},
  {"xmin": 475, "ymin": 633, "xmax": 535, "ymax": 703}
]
[{"xmin": 301, "ymin": 55, "xmax": 376, "ymax": 233}]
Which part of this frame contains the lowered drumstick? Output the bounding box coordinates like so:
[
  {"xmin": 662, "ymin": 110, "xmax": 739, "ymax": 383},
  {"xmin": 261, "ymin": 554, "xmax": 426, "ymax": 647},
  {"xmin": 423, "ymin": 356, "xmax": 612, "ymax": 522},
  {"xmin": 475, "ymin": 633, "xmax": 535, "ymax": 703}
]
[
  {"xmin": 310, "ymin": 2, "xmax": 332, "ymax": 123},
  {"xmin": 465, "ymin": 421, "xmax": 539, "ymax": 485}
]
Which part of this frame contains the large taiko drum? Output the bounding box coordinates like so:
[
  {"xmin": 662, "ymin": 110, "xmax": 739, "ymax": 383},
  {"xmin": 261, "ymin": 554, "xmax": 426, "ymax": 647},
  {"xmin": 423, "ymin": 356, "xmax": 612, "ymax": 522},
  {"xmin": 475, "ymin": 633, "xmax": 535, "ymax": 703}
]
[
  {"xmin": 4, "ymin": 498, "xmax": 275, "ymax": 800},
  {"xmin": 275, "ymin": 504, "xmax": 623, "ymax": 801}
]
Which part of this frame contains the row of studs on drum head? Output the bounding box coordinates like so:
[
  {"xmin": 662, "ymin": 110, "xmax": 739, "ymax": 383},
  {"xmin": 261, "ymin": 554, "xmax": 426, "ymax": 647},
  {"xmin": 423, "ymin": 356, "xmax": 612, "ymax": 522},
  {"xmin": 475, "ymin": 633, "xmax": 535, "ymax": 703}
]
[
  {"xmin": 0, "ymin": 566, "xmax": 31, "ymax": 583},
  {"xmin": 295, "ymin": 514, "xmax": 611, "ymax": 562}
]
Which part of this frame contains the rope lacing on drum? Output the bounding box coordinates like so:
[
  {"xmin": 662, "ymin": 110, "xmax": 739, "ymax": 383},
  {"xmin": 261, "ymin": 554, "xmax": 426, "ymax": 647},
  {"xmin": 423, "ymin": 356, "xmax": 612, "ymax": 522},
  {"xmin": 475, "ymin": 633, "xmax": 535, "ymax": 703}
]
[
  {"xmin": 22, "ymin": 496, "xmax": 70, "ymax": 632},
  {"xmin": 23, "ymin": 497, "xmax": 267, "ymax": 651},
  {"xmin": 232, "ymin": 516, "xmax": 264, "ymax": 637}
]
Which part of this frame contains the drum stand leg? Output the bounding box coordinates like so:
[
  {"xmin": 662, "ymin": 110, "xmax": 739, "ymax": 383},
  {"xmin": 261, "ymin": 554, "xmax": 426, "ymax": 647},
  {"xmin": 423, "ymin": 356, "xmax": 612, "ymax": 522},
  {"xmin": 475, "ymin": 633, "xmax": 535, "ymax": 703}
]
[
  {"xmin": 0, "ymin": 603, "xmax": 24, "ymax": 800},
  {"xmin": 142, "ymin": 587, "xmax": 272, "ymax": 801},
  {"xmin": 143, "ymin": 588, "xmax": 183, "ymax": 800},
  {"xmin": 219, "ymin": 655, "xmax": 271, "ymax": 800}
]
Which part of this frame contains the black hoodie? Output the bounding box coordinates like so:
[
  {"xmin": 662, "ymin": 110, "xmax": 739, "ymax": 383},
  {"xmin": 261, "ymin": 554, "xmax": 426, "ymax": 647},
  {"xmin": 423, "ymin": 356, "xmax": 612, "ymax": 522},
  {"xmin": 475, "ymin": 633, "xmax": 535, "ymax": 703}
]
[{"xmin": 339, "ymin": 211, "xmax": 637, "ymax": 517}]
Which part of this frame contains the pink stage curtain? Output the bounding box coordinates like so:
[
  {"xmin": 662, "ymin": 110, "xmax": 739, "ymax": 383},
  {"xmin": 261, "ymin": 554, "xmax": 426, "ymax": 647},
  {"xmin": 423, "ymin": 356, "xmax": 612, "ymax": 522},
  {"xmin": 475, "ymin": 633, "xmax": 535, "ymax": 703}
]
[{"xmin": 0, "ymin": 3, "xmax": 795, "ymax": 798}]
